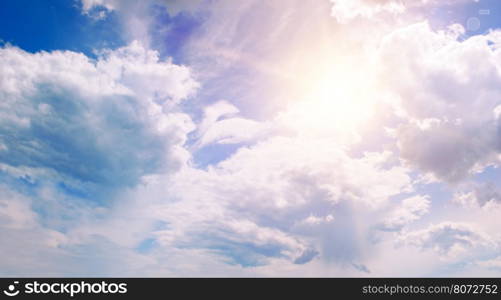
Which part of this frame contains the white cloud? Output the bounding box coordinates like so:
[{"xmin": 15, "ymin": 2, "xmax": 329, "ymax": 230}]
[
  {"xmin": 80, "ymin": 0, "xmax": 118, "ymax": 15},
  {"xmin": 0, "ymin": 42, "xmax": 197, "ymax": 190},
  {"xmin": 0, "ymin": 40, "xmax": 197, "ymax": 101},
  {"xmin": 399, "ymin": 222, "xmax": 498, "ymax": 258},
  {"xmin": 0, "ymin": 186, "xmax": 38, "ymax": 229},
  {"xmin": 193, "ymin": 101, "xmax": 271, "ymax": 149},
  {"xmin": 330, "ymin": 0, "xmax": 405, "ymax": 24},
  {"xmin": 300, "ymin": 214, "xmax": 335, "ymax": 226},
  {"xmin": 0, "ymin": 185, "xmax": 73, "ymax": 276},
  {"xmin": 453, "ymin": 182, "xmax": 501, "ymax": 207},
  {"xmin": 140, "ymin": 135, "xmax": 413, "ymax": 268},
  {"xmin": 0, "ymin": 38, "xmax": 207, "ymax": 275},
  {"xmin": 378, "ymin": 22, "xmax": 501, "ymax": 182},
  {"xmin": 379, "ymin": 195, "xmax": 430, "ymax": 231}
]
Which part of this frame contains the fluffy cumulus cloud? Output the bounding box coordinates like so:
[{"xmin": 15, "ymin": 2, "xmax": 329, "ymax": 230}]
[
  {"xmin": 453, "ymin": 182, "xmax": 501, "ymax": 207},
  {"xmin": 0, "ymin": 41, "xmax": 200, "ymax": 274},
  {"xmin": 193, "ymin": 101, "xmax": 271, "ymax": 149},
  {"xmin": 330, "ymin": 0, "xmax": 406, "ymax": 23},
  {"xmin": 0, "ymin": 41, "xmax": 197, "ymax": 191},
  {"xmin": 378, "ymin": 22, "xmax": 501, "ymax": 183},
  {"xmin": 130, "ymin": 126, "xmax": 416, "ymax": 271}
]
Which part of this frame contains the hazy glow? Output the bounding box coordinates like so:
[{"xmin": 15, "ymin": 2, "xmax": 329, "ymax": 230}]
[{"xmin": 280, "ymin": 56, "xmax": 377, "ymax": 139}]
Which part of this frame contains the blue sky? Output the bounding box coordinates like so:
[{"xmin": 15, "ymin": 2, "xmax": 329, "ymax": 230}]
[{"xmin": 1, "ymin": 0, "xmax": 501, "ymax": 276}]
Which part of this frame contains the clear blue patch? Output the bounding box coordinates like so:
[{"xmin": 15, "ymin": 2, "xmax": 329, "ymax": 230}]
[
  {"xmin": 473, "ymin": 165, "xmax": 501, "ymax": 184},
  {"xmin": 0, "ymin": 0, "xmax": 125, "ymax": 56},
  {"xmin": 192, "ymin": 143, "xmax": 243, "ymax": 168},
  {"xmin": 136, "ymin": 238, "xmax": 157, "ymax": 254},
  {"xmin": 294, "ymin": 248, "xmax": 319, "ymax": 265},
  {"xmin": 425, "ymin": 0, "xmax": 501, "ymax": 37}
]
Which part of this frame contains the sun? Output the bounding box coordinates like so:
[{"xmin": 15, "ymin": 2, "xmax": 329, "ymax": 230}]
[{"xmin": 280, "ymin": 60, "xmax": 377, "ymax": 140}]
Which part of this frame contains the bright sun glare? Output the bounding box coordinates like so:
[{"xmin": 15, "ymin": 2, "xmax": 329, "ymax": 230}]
[{"xmin": 283, "ymin": 61, "xmax": 377, "ymax": 138}]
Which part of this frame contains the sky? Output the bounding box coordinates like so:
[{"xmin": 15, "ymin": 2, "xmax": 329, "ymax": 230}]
[{"xmin": 1, "ymin": 0, "xmax": 501, "ymax": 277}]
